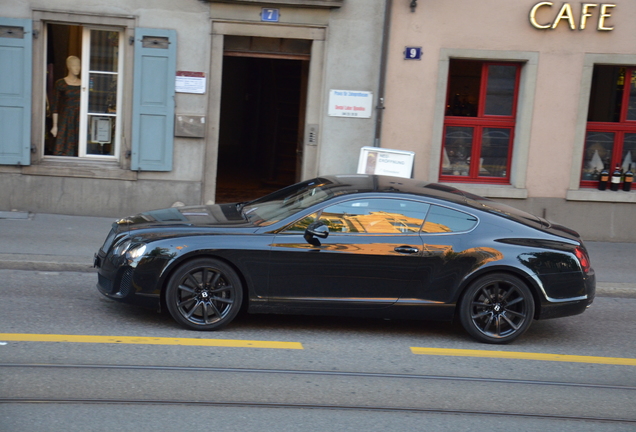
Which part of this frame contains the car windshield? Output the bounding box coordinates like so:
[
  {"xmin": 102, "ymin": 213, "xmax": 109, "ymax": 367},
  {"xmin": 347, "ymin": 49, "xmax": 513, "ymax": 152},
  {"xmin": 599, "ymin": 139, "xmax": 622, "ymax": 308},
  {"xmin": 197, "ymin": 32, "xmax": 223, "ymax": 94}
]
[{"xmin": 241, "ymin": 178, "xmax": 335, "ymax": 226}]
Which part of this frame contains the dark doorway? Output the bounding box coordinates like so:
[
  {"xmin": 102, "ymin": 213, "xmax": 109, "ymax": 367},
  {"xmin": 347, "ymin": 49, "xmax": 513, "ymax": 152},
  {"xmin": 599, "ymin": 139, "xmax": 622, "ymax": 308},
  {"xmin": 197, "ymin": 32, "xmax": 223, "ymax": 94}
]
[{"xmin": 215, "ymin": 54, "xmax": 309, "ymax": 204}]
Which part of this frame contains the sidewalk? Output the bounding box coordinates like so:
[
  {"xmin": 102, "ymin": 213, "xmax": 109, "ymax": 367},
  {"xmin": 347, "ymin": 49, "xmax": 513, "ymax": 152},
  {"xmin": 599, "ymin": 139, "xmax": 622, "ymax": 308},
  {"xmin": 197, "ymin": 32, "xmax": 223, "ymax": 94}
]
[
  {"xmin": 0, "ymin": 211, "xmax": 634, "ymax": 297},
  {"xmin": 0, "ymin": 211, "xmax": 113, "ymax": 273}
]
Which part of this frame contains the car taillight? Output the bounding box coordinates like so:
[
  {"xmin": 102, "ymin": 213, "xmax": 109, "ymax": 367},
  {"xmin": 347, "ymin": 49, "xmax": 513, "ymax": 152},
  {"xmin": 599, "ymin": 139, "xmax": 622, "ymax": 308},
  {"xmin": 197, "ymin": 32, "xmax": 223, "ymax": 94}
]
[{"xmin": 574, "ymin": 246, "xmax": 591, "ymax": 274}]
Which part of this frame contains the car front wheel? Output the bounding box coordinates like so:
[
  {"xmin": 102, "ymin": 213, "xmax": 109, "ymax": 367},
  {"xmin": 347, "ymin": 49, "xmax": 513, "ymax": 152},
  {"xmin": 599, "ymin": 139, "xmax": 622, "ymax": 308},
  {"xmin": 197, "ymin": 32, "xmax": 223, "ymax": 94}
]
[
  {"xmin": 165, "ymin": 258, "xmax": 243, "ymax": 331},
  {"xmin": 459, "ymin": 273, "xmax": 535, "ymax": 344}
]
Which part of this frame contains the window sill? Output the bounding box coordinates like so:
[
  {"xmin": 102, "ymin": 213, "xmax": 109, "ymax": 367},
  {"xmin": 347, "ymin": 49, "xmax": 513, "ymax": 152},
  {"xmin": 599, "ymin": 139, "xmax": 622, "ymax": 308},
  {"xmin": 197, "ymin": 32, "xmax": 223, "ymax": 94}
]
[
  {"xmin": 439, "ymin": 183, "xmax": 528, "ymax": 199},
  {"xmin": 206, "ymin": 0, "xmax": 342, "ymax": 8},
  {"xmin": 21, "ymin": 159, "xmax": 137, "ymax": 181},
  {"xmin": 566, "ymin": 189, "xmax": 636, "ymax": 203}
]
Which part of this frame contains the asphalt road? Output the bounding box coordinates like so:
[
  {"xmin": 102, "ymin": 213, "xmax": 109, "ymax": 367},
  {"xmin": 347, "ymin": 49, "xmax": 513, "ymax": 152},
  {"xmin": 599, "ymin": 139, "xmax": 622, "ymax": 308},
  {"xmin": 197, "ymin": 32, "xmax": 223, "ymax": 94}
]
[{"xmin": 1, "ymin": 269, "xmax": 635, "ymax": 431}]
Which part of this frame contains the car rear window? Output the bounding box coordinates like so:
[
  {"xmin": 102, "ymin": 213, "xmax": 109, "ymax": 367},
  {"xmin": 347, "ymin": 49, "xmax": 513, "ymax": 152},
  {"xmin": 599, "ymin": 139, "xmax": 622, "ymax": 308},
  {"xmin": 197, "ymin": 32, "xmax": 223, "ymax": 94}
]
[
  {"xmin": 464, "ymin": 197, "xmax": 544, "ymax": 228},
  {"xmin": 422, "ymin": 205, "xmax": 478, "ymax": 233}
]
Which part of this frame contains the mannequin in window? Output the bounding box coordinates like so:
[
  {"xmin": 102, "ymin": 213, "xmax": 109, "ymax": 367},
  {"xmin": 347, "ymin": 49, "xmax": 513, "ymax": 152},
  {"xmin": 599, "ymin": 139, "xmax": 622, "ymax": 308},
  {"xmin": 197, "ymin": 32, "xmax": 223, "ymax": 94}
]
[{"xmin": 51, "ymin": 56, "xmax": 81, "ymax": 156}]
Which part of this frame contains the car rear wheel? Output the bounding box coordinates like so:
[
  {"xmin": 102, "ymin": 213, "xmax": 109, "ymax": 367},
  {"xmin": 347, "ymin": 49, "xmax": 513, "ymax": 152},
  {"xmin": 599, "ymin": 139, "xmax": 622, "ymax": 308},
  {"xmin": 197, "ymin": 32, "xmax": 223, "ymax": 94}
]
[
  {"xmin": 459, "ymin": 273, "xmax": 535, "ymax": 344},
  {"xmin": 166, "ymin": 258, "xmax": 243, "ymax": 331}
]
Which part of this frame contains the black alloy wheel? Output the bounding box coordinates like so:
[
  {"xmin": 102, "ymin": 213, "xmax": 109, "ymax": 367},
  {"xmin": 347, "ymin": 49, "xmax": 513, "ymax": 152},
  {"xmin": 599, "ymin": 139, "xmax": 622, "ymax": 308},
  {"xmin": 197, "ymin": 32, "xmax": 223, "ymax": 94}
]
[
  {"xmin": 166, "ymin": 258, "xmax": 243, "ymax": 331},
  {"xmin": 459, "ymin": 273, "xmax": 535, "ymax": 344}
]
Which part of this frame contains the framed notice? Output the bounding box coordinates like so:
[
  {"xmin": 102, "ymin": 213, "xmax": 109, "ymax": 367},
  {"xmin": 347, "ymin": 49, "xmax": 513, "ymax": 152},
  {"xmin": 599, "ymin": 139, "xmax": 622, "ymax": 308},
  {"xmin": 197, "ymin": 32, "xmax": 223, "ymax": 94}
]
[
  {"xmin": 357, "ymin": 146, "xmax": 415, "ymax": 179},
  {"xmin": 175, "ymin": 71, "xmax": 206, "ymax": 94},
  {"xmin": 328, "ymin": 90, "xmax": 373, "ymax": 118},
  {"xmin": 91, "ymin": 117, "xmax": 112, "ymax": 144}
]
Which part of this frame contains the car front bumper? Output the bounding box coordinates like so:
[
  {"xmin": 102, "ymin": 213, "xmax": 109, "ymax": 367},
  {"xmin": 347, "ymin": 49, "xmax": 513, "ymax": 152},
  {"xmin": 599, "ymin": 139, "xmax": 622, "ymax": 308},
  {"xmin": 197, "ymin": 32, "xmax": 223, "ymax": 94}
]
[{"xmin": 94, "ymin": 250, "xmax": 161, "ymax": 309}]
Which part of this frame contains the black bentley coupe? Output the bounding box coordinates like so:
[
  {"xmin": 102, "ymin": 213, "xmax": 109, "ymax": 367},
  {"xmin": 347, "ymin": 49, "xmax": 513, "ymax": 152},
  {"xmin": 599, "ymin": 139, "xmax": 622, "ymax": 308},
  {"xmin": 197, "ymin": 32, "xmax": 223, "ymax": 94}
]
[{"xmin": 94, "ymin": 174, "xmax": 595, "ymax": 344}]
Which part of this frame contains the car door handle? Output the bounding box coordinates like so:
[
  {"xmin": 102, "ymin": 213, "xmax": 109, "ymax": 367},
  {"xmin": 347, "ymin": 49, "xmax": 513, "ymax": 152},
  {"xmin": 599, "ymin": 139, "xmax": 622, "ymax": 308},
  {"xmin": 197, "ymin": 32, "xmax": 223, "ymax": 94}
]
[{"xmin": 394, "ymin": 246, "xmax": 419, "ymax": 254}]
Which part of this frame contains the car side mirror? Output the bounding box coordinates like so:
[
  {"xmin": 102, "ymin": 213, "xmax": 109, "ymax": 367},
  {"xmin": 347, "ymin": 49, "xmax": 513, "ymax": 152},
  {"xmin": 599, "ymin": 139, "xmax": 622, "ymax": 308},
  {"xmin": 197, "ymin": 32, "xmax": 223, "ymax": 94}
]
[
  {"xmin": 306, "ymin": 221, "xmax": 329, "ymax": 239},
  {"xmin": 304, "ymin": 221, "xmax": 329, "ymax": 246}
]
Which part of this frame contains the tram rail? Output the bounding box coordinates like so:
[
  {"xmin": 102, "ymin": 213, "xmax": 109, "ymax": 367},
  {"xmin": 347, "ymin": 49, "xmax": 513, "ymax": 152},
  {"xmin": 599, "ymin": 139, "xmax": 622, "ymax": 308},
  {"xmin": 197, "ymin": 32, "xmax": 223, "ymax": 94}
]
[{"xmin": 2, "ymin": 362, "xmax": 635, "ymax": 425}]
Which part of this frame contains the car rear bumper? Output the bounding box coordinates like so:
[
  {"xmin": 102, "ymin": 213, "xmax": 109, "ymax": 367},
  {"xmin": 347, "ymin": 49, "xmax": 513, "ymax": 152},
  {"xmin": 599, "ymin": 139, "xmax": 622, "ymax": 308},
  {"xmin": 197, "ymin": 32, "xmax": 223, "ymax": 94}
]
[{"xmin": 538, "ymin": 270, "xmax": 595, "ymax": 320}]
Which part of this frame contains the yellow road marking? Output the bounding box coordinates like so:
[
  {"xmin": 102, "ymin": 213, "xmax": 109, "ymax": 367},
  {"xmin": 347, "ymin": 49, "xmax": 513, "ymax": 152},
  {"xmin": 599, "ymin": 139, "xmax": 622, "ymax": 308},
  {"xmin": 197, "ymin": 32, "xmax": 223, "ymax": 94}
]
[
  {"xmin": 411, "ymin": 347, "xmax": 636, "ymax": 366},
  {"xmin": 0, "ymin": 333, "xmax": 303, "ymax": 350}
]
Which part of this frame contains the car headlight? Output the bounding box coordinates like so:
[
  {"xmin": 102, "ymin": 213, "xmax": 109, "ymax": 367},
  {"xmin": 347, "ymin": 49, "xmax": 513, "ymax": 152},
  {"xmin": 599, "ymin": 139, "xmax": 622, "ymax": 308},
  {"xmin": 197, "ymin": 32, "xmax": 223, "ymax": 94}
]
[
  {"xmin": 112, "ymin": 240, "xmax": 146, "ymax": 260},
  {"xmin": 127, "ymin": 244, "xmax": 147, "ymax": 260},
  {"xmin": 112, "ymin": 240, "xmax": 132, "ymax": 257}
]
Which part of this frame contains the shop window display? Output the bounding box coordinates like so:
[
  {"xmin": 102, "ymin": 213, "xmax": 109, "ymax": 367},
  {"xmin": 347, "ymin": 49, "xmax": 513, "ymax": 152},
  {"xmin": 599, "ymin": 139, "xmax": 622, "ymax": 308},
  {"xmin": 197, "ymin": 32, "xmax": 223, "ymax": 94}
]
[
  {"xmin": 581, "ymin": 66, "xmax": 636, "ymax": 186},
  {"xmin": 44, "ymin": 24, "xmax": 122, "ymax": 158},
  {"xmin": 440, "ymin": 60, "xmax": 521, "ymax": 184},
  {"xmin": 51, "ymin": 55, "xmax": 81, "ymax": 156}
]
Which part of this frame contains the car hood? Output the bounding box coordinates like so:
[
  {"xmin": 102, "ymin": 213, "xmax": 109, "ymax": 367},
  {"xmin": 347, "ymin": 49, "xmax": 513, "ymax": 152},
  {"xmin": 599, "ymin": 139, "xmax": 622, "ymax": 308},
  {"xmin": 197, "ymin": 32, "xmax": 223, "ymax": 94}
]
[{"xmin": 114, "ymin": 204, "xmax": 253, "ymax": 232}]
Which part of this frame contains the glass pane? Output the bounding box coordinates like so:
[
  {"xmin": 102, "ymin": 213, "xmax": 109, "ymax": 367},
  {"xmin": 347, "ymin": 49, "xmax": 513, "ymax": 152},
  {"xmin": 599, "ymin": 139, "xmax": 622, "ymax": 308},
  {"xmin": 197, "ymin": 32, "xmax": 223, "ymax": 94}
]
[
  {"xmin": 88, "ymin": 73, "xmax": 117, "ymax": 114},
  {"xmin": 86, "ymin": 114, "xmax": 116, "ymax": 156},
  {"xmin": 622, "ymin": 133, "xmax": 636, "ymax": 171},
  {"xmin": 581, "ymin": 131, "xmax": 614, "ymax": 181},
  {"xmin": 442, "ymin": 126, "xmax": 473, "ymax": 176},
  {"xmin": 628, "ymin": 70, "xmax": 636, "ymax": 121},
  {"xmin": 284, "ymin": 213, "xmax": 318, "ymax": 233},
  {"xmin": 588, "ymin": 66, "xmax": 623, "ymax": 122},
  {"xmin": 45, "ymin": 24, "xmax": 83, "ymax": 157},
  {"xmin": 479, "ymin": 128, "xmax": 511, "ymax": 177},
  {"xmin": 446, "ymin": 60, "xmax": 480, "ymax": 117},
  {"xmin": 422, "ymin": 205, "xmax": 478, "ymax": 233},
  {"xmin": 319, "ymin": 199, "xmax": 430, "ymax": 234},
  {"xmin": 484, "ymin": 65, "xmax": 517, "ymax": 116},
  {"xmin": 90, "ymin": 30, "xmax": 119, "ymax": 72}
]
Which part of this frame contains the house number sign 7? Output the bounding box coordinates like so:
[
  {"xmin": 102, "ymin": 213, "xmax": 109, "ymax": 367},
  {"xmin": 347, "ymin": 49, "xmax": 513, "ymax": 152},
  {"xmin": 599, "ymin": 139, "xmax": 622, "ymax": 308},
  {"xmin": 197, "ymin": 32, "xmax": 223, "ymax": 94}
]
[{"xmin": 261, "ymin": 8, "xmax": 280, "ymax": 22}]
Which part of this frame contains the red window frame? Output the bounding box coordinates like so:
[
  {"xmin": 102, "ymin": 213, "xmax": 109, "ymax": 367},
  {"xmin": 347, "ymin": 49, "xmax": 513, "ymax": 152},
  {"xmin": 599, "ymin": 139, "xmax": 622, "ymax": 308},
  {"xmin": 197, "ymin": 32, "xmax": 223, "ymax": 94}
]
[
  {"xmin": 439, "ymin": 61, "xmax": 521, "ymax": 184},
  {"xmin": 580, "ymin": 66, "xmax": 636, "ymax": 188}
]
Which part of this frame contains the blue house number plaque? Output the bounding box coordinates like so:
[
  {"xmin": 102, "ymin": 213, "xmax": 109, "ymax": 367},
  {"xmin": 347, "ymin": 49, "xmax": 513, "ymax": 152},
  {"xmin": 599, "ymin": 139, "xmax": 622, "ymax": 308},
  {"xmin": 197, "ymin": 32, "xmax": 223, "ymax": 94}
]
[
  {"xmin": 261, "ymin": 8, "xmax": 280, "ymax": 22},
  {"xmin": 404, "ymin": 47, "xmax": 422, "ymax": 60}
]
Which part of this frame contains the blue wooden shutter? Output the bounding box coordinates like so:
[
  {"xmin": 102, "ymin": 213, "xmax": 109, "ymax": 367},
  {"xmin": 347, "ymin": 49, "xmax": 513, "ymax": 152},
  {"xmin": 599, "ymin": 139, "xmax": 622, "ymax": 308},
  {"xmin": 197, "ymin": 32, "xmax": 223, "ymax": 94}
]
[
  {"xmin": 0, "ymin": 18, "xmax": 32, "ymax": 165},
  {"xmin": 131, "ymin": 28, "xmax": 177, "ymax": 171}
]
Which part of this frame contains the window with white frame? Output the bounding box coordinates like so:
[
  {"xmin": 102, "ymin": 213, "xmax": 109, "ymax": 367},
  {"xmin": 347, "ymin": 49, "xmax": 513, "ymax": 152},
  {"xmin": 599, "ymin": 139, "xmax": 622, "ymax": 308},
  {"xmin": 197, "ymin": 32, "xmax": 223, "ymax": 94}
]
[{"xmin": 45, "ymin": 24, "xmax": 123, "ymax": 159}]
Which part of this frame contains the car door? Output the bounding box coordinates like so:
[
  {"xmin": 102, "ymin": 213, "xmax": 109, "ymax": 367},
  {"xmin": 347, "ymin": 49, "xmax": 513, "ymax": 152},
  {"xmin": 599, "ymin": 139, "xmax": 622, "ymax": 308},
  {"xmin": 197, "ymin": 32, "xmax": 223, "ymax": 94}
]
[
  {"xmin": 268, "ymin": 197, "xmax": 430, "ymax": 309},
  {"xmin": 401, "ymin": 204, "xmax": 482, "ymax": 305}
]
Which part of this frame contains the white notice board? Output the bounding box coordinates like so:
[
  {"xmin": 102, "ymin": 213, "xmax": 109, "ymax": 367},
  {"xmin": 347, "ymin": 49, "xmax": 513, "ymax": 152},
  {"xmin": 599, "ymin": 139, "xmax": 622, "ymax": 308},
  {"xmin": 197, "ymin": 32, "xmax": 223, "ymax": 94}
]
[
  {"xmin": 357, "ymin": 146, "xmax": 415, "ymax": 178},
  {"xmin": 328, "ymin": 90, "xmax": 373, "ymax": 118},
  {"xmin": 175, "ymin": 71, "xmax": 206, "ymax": 94}
]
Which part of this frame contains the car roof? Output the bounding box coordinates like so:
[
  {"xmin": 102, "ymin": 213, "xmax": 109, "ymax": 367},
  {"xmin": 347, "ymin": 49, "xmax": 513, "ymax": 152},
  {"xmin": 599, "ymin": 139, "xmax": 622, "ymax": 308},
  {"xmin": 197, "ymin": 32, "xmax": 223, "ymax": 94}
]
[
  {"xmin": 319, "ymin": 175, "xmax": 552, "ymax": 232},
  {"xmin": 315, "ymin": 174, "xmax": 473, "ymax": 205}
]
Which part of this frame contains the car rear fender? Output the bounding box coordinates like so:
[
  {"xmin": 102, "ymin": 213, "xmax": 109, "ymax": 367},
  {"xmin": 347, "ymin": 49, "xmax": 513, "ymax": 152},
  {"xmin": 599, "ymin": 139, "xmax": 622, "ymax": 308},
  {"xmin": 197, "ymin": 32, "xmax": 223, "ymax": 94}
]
[{"xmin": 454, "ymin": 264, "xmax": 544, "ymax": 320}]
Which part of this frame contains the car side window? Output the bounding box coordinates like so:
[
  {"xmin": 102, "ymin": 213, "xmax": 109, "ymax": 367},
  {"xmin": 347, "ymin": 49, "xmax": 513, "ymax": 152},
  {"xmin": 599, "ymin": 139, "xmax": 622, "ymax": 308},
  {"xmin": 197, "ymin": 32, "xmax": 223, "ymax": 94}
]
[
  {"xmin": 421, "ymin": 205, "xmax": 477, "ymax": 233},
  {"xmin": 283, "ymin": 213, "xmax": 319, "ymax": 233},
  {"xmin": 317, "ymin": 198, "xmax": 430, "ymax": 234}
]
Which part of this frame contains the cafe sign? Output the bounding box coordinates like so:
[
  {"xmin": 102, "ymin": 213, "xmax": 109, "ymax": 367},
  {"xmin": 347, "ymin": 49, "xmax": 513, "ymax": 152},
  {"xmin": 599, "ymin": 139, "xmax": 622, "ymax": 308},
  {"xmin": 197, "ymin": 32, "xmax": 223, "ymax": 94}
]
[{"xmin": 529, "ymin": 2, "xmax": 615, "ymax": 30}]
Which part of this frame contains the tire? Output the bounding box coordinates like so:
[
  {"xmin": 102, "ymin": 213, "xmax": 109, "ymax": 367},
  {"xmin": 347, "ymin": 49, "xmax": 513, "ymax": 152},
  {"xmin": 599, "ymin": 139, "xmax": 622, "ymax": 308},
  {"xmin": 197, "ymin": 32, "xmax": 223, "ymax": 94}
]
[
  {"xmin": 165, "ymin": 258, "xmax": 243, "ymax": 331},
  {"xmin": 459, "ymin": 273, "xmax": 535, "ymax": 344}
]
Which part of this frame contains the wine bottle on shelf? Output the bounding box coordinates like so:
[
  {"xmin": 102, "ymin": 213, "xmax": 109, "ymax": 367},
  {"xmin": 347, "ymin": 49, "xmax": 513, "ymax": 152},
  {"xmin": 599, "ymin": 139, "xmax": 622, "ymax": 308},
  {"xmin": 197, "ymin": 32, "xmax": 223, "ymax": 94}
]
[
  {"xmin": 623, "ymin": 164, "xmax": 633, "ymax": 192},
  {"xmin": 598, "ymin": 164, "xmax": 609, "ymax": 190},
  {"xmin": 610, "ymin": 164, "xmax": 622, "ymax": 191}
]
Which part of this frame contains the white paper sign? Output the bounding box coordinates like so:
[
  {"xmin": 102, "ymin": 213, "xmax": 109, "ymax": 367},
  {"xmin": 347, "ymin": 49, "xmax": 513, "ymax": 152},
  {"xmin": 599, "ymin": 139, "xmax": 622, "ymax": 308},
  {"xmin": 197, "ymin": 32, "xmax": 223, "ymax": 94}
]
[
  {"xmin": 328, "ymin": 90, "xmax": 373, "ymax": 118},
  {"xmin": 357, "ymin": 146, "xmax": 415, "ymax": 178},
  {"xmin": 175, "ymin": 71, "xmax": 206, "ymax": 94}
]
